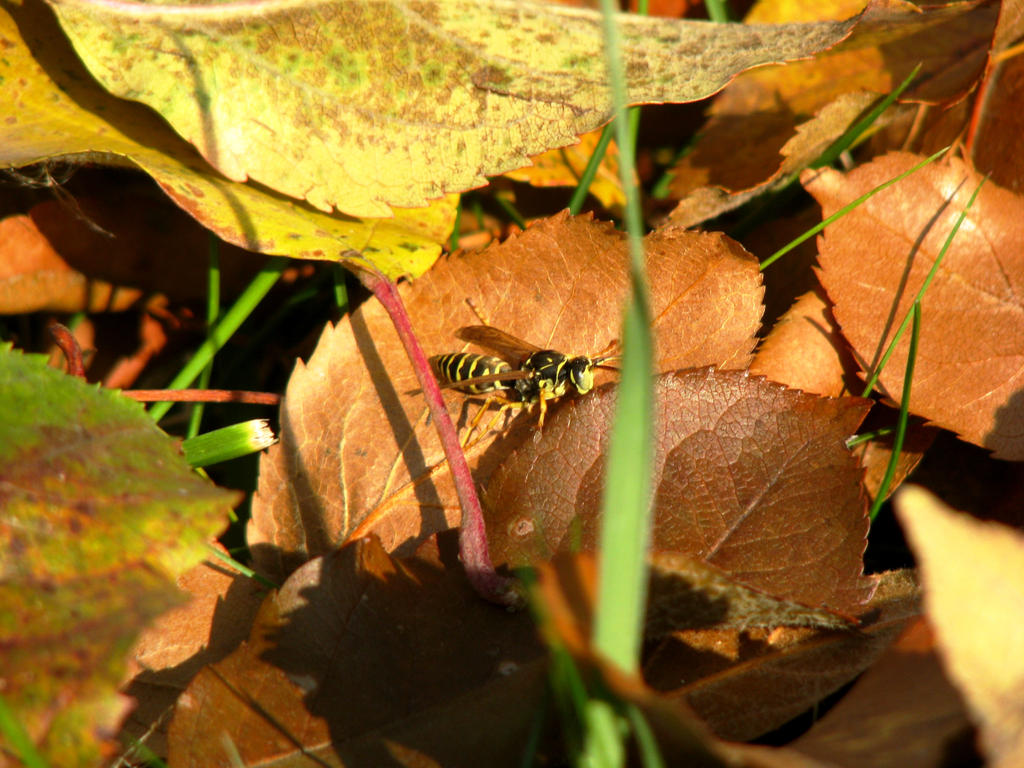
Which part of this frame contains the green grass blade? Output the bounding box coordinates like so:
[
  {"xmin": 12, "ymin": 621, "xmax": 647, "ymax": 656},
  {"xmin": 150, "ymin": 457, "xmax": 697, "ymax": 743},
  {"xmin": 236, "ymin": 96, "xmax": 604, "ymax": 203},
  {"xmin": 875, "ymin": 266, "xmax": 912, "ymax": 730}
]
[
  {"xmin": 585, "ymin": 1, "xmax": 659, "ymax": 763},
  {"xmin": 812, "ymin": 64, "xmax": 921, "ymax": 171},
  {"xmin": 567, "ymin": 123, "xmax": 616, "ymax": 215},
  {"xmin": 595, "ymin": 0, "xmax": 655, "ymax": 676},
  {"xmin": 449, "ymin": 198, "xmax": 463, "ymax": 252},
  {"xmin": 869, "ymin": 301, "xmax": 920, "ymax": 521},
  {"xmin": 149, "ymin": 256, "xmax": 288, "ymax": 422},
  {"xmin": 0, "ymin": 693, "xmax": 49, "ymax": 768},
  {"xmin": 182, "ymin": 419, "xmax": 277, "ymax": 468},
  {"xmin": 704, "ymin": 0, "xmax": 731, "ymax": 22},
  {"xmin": 332, "ymin": 263, "xmax": 349, "ymax": 312},
  {"xmin": 846, "ymin": 425, "xmax": 894, "ymax": 448},
  {"xmin": 582, "ymin": 699, "xmax": 627, "ymax": 768},
  {"xmin": 205, "ymin": 543, "xmax": 278, "ymax": 589},
  {"xmin": 626, "ymin": 703, "xmax": 667, "ymax": 768},
  {"xmin": 760, "ymin": 147, "xmax": 949, "ymax": 270},
  {"xmin": 186, "ymin": 236, "xmax": 222, "ymax": 439},
  {"xmin": 494, "ymin": 194, "xmax": 527, "ymax": 230},
  {"xmin": 861, "ymin": 175, "xmax": 986, "ymax": 396}
]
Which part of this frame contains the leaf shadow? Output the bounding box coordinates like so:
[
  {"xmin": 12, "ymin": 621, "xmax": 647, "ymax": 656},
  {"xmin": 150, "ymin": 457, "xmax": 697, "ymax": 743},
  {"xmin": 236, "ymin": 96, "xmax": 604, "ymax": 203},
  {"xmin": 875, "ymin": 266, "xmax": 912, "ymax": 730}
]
[
  {"xmin": 256, "ymin": 532, "xmax": 547, "ymax": 765},
  {"xmin": 119, "ymin": 562, "xmax": 266, "ymax": 756}
]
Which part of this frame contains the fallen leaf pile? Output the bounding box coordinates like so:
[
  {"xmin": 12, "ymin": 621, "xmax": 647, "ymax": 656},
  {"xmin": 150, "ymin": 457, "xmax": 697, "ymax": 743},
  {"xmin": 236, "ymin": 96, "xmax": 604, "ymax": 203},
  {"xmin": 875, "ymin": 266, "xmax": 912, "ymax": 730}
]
[{"xmin": 1, "ymin": 0, "xmax": 1022, "ymax": 766}]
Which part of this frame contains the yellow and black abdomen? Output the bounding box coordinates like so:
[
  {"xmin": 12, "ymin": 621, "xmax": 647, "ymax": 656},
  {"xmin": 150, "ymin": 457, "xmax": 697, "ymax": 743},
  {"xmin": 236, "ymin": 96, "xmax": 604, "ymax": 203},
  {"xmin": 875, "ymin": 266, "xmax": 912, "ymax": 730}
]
[{"xmin": 431, "ymin": 353, "xmax": 515, "ymax": 395}]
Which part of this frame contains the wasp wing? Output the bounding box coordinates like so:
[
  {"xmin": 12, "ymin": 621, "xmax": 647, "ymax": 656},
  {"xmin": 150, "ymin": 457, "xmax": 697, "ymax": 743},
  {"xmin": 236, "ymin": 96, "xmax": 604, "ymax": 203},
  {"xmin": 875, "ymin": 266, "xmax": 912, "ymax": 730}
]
[{"xmin": 455, "ymin": 325, "xmax": 542, "ymax": 362}]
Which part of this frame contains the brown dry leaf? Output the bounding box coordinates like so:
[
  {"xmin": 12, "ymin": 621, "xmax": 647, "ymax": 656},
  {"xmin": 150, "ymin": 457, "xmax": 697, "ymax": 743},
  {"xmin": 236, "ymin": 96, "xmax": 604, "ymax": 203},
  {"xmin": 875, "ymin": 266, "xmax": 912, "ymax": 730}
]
[
  {"xmin": 533, "ymin": 557, "xmax": 739, "ymax": 766},
  {"xmin": 119, "ymin": 550, "xmax": 267, "ymax": 760},
  {"xmin": 989, "ymin": 0, "xmax": 1024, "ymax": 54},
  {"xmin": 804, "ymin": 152, "xmax": 1024, "ymax": 460},
  {"xmin": 668, "ymin": 91, "xmax": 877, "ymax": 228},
  {"xmin": 783, "ymin": 617, "xmax": 977, "ymax": 768},
  {"xmin": 249, "ymin": 213, "xmax": 763, "ymax": 582},
  {"xmin": 503, "ymin": 128, "xmax": 627, "ymax": 211},
  {"xmin": 896, "ymin": 486, "xmax": 1024, "ymax": 768},
  {"xmin": 0, "ymin": 185, "xmax": 262, "ymax": 314},
  {"xmin": 532, "ymin": 552, "xmax": 854, "ymax": 663},
  {"xmin": 667, "ymin": 0, "xmax": 997, "ymax": 226},
  {"xmin": 751, "ymin": 288, "xmax": 857, "ymax": 398},
  {"xmin": 967, "ymin": 0, "xmax": 1024, "ymax": 191},
  {"xmin": 166, "ymin": 534, "xmax": 546, "ymax": 767},
  {"xmin": 972, "ymin": 52, "xmax": 1024, "ymax": 193},
  {"xmin": 648, "ymin": 552, "xmax": 857, "ymax": 636},
  {"xmin": 647, "ymin": 569, "xmax": 920, "ymax": 741},
  {"xmin": 531, "ymin": 553, "xmax": 870, "ymax": 766},
  {"xmin": 487, "ymin": 368, "xmax": 875, "ymax": 615},
  {"xmin": 0, "ymin": 213, "xmax": 143, "ymax": 314}
]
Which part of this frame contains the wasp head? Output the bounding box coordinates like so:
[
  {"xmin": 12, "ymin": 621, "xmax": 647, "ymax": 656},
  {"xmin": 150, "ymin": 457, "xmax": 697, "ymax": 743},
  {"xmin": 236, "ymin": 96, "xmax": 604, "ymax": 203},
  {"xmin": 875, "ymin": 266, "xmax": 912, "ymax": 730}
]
[{"xmin": 567, "ymin": 356, "xmax": 596, "ymax": 394}]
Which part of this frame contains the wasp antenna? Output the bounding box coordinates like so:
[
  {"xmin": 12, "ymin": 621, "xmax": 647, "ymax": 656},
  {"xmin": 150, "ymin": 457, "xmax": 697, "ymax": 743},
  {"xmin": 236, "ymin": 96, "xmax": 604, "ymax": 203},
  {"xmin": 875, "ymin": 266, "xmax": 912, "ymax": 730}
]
[{"xmin": 594, "ymin": 338, "xmax": 621, "ymax": 362}]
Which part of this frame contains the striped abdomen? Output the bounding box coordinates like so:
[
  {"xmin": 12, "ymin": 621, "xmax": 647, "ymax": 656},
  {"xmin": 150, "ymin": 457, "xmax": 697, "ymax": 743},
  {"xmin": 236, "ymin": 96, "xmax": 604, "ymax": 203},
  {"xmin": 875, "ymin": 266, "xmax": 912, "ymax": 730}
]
[{"xmin": 431, "ymin": 353, "xmax": 515, "ymax": 395}]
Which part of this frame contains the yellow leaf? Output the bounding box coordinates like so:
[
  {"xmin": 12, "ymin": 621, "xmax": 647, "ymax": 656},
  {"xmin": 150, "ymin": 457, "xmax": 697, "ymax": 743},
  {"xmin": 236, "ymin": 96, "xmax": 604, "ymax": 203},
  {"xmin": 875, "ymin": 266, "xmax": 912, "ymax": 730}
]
[
  {"xmin": 0, "ymin": 1, "xmax": 450, "ymax": 281},
  {"xmin": 504, "ymin": 129, "xmax": 627, "ymax": 211},
  {"xmin": 46, "ymin": 0, "xmax": 859, "ymax": 217},
  {"xmin": 896, "ymin": 487, "xmax": 1024, "ymax": 768}
]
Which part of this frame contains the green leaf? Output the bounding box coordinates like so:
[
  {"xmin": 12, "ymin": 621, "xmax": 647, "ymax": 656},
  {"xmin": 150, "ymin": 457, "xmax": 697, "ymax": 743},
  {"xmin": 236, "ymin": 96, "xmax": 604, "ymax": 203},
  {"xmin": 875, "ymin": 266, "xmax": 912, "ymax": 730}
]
[{"xmin": 0, "ymin": 347, "xmax": 237, "ymax": 766}]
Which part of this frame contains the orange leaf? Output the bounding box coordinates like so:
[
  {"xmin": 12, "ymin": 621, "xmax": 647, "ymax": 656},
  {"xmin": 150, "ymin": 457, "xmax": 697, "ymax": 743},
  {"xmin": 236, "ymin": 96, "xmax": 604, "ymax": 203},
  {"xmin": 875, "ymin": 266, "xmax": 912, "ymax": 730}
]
[{"xmin": 805, "ymin": 152, "xmax": 1024, "ymax": 459}]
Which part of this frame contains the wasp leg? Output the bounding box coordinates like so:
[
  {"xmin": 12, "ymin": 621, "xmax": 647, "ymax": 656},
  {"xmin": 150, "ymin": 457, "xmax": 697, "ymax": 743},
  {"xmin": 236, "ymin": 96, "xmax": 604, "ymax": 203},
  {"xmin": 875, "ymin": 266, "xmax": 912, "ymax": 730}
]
[
  {"xmin": 461, "ymin": 396, "xmax": 511, "ymax": 448},
  {"xmin": 536, "ymin": 390, "xmax": 551, "ymax": 429},
  {"xmin": 462, "ymin": 397, "xmax": 529, "ymax": 449},
  {"xmin": 460, "ymin": 395, "xmax": 498, "ymax": 448}
]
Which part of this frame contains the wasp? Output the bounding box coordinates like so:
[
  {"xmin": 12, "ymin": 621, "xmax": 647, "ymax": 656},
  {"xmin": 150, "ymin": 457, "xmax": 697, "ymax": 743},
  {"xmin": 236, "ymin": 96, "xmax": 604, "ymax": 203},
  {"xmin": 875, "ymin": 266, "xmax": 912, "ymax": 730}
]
[{"xmin": 431, "ymin": 325, "xmax": 618, "ymax": 444}]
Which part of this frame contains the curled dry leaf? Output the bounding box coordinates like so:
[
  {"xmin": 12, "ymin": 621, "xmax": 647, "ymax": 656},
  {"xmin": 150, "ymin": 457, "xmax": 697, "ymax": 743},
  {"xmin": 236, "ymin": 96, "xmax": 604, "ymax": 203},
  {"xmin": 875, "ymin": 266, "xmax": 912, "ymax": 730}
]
[
  {"xmin": 647, "ymin": 569, "xmax": 921, "ymax": 741},
  {"xmin": 970, "ymin": 1, "xmax": 1024, "ymax": 191},
  {"xmin": 896, "ymin": 486, "xmax": 1024, "ymax": 768},
  {"xmin": 167, "ymin": 534, "xmax": 546, "ymax": 768},
  {"xmin": 668, "ymin": 91, "xmax": 877, "ymax": 228},
  {"xmin": 249, "ymin": 212, "xmax": 763, "ymax": 582},
  {"xmin": 532, "ymin": 555, "xmax": 918, "ymax": 744},
  {"xmin": 487, "ymin": 368, "xmax": 876, "ymax": 615},
  {"xmin": 666, "ymin": 0, "xmax": 998, "ymax": 226},
  {"xmin": 805, "ymin": 152, "xmax": 1024, "ymax": 460}
]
